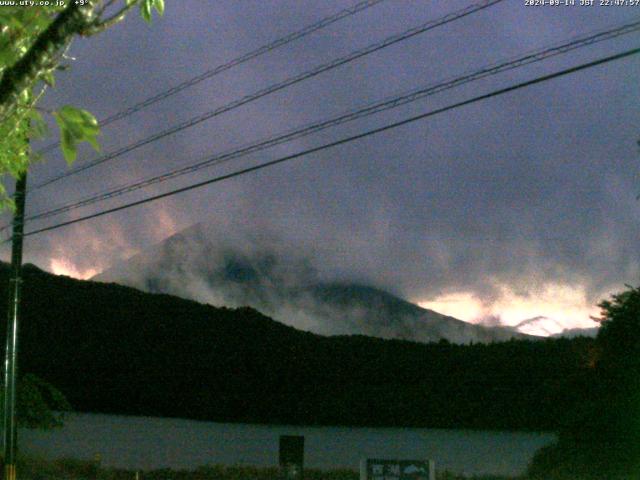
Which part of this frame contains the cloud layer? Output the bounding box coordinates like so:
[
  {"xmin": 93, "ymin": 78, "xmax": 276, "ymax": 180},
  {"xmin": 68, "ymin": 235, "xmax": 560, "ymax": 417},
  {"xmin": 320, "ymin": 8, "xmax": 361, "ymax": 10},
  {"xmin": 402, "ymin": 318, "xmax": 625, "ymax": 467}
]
[{"xmin": 2, "ymin": 1, "xmax": 638, "ymax": 329}]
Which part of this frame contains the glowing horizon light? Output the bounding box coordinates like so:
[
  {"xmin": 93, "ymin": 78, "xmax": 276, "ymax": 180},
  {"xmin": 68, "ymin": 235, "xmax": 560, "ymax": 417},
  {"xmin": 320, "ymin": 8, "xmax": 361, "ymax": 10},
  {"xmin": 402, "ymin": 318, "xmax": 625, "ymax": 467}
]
[
  {"xmin": 49, "ymin": 258, "xmax": 98, "ymax": 280},
  {"xmin": 418, "ymin": 282, "xmax": 601, "ymax": 336},
  {"xmin": 417, "ymin": 292, "xmax": 485, "ymax": 323}
]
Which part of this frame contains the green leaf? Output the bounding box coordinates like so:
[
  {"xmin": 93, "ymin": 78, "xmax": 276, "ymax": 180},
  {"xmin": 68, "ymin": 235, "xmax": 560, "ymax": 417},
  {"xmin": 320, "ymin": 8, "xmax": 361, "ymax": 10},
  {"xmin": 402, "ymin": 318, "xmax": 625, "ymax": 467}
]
[
  {"xmin": 18, "ymin": 87, "xmax": 30, "ymax": 104},
  {"xmin": 28, "ymin": 109, "xmax": 48, "ymax": 139},
  {"xmin": 154, "ymin": 0, "xmax": 165, "ymax": 16},
  {"xmin": 60, "ymin": 126, "xmax": 77, "ymax": 164},
  {"xmin": 0, "ymin": 47, "xmax": 17, "ymax": 70},
  {"xmin": 42, "ymin": 71, "xmax": 55, "ymax": 87},
  {"xmin": 53, "ymin": 106, "xmax": 100, "ymax": 165},
  {"xmin": 140, "ymin": 0, "xmax": 153, "ymax": 23},
  {"xmin": 58, "ymin": 105, "xmax": 86, "ymax": 124},
  {"xmin": 84, "ymin": 134, "xmax": 100, "ymax": 151},
  {"xmin": 139, "ymin": 0, "xmax": 163, "ymax": 23}
]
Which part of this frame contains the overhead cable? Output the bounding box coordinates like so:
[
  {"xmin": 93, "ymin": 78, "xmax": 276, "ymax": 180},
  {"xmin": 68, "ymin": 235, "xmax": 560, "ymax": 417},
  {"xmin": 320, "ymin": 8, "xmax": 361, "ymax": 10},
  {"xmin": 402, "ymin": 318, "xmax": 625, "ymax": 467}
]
[
  {"xmin": 17, "ymin": 18, "xmax": 640, "ymax": 227},
  {"xmin": 31, "ymin": 0, "xmax": 504, "ymax": 190},
  {"xmin": 35, "ymin": 0, "xmax": 388, "ymax": 156},
  {"xmin": 15, "ymin": 46, "xmax": 640, "ymax": 240}
]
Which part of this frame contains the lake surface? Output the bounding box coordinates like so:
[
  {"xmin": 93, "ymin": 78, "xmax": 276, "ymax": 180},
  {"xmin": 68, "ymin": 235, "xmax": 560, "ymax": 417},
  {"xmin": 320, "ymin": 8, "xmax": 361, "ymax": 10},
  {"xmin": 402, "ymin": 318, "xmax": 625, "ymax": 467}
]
[{"xmin": 21, "ymin": 413, "xmax": 556, "ymax": 477}]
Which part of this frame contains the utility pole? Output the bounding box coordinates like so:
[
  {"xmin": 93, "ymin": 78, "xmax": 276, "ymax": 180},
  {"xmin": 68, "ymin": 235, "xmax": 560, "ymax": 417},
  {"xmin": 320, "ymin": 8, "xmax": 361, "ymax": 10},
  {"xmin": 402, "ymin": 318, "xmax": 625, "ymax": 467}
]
[{"xmin": 3, "ymin": 172, "xmax": 27, "ymax": 480}]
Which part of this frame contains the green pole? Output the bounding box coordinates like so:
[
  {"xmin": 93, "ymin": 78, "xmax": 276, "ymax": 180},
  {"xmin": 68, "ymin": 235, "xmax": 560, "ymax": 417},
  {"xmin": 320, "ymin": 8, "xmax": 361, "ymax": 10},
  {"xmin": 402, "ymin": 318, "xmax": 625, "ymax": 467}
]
[{"xmin": 3, "ymin": 172, "xmax": 27, "ymax": 480}]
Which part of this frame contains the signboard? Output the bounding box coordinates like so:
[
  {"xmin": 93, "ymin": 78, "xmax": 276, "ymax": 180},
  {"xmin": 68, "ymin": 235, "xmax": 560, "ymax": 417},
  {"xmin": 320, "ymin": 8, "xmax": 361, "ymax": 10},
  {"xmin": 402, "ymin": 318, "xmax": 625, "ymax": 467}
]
[
  {"xmin": 360, "ymin": 459, "xmax": 435, "ymax": 480},
  {"xmin": 279, "ymin": 435, "xmax": 304, "ymax": 480}
]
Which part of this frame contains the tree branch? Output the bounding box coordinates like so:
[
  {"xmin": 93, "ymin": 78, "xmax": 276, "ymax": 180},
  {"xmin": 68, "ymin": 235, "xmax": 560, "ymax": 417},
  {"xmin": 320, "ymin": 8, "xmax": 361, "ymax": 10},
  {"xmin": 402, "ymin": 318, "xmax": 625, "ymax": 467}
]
[
  {"xmin": 0, "ymin": 1, "xmax": 99, "ymax": 121},
  {"xmin": 81, "ymin": 0, "xmax": 139, "ymax": 36}
]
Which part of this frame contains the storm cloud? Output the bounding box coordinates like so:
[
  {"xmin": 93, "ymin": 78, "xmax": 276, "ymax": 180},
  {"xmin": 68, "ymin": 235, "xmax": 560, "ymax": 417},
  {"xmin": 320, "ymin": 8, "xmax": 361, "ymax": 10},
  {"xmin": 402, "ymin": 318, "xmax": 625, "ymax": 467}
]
[{"xmin": 2, "ymin": 0, "xmax": 639, "ymax": 330}]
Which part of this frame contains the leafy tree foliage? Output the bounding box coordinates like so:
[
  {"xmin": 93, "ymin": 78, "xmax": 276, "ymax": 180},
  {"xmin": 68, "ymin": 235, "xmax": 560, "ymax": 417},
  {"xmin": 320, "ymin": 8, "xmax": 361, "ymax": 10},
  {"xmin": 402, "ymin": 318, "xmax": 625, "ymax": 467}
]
[
  {"xmin": 597, "ymin": 286, "xmax": 640, "ymax": 382},
  {"xmin": 0, "ymin": 373, "xmax": 70, "ymax": 430},
  {"xmin": 0, "ymin": 0, "xmax": 164, "ymax": 208},
  {"xmin": 0, "ymin": 0, "xmax": 164, "ymax": 430},
  {"xmin": 528, "ymin": 285, "xmax": 640, "ymax": 480}
]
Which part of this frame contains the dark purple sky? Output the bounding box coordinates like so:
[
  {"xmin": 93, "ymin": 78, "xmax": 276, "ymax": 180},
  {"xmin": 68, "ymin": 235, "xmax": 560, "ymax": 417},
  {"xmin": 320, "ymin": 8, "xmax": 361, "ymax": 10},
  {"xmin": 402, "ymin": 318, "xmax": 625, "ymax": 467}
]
[{"xmin": 3, "ymin": 0, "xmax": 639, "ymax": 333}]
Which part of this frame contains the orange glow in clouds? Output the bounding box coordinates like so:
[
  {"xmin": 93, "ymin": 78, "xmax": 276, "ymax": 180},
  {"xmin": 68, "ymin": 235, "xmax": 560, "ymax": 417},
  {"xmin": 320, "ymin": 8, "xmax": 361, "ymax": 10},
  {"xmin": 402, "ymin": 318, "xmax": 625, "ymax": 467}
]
[
  {"xmin": 418, "ymin": 282, "xmax": 601, "ymax": 336},
  {"xmin": 49, "ymin": 258, "xmax": 98, "ymax": 280}
]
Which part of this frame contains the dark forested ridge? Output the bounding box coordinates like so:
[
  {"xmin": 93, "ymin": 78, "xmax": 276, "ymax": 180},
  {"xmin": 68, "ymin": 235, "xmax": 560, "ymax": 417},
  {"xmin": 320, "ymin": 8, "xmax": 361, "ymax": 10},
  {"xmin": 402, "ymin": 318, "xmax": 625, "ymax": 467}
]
[{"xmin": 0, "ymin": 263, "xmax": 595, "ymax": 431}]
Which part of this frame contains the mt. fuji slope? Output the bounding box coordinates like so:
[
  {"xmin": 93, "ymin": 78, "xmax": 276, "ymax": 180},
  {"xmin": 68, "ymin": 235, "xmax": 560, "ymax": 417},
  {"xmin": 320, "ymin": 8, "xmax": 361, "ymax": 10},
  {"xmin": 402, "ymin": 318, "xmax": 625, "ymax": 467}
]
[
  {"xmin": 512, "ymin": 316, "xmax": 599, "ymax": 338},
  {"xmin": 94, "ymin": 223, "xmax": 531, "ymax": 344}
]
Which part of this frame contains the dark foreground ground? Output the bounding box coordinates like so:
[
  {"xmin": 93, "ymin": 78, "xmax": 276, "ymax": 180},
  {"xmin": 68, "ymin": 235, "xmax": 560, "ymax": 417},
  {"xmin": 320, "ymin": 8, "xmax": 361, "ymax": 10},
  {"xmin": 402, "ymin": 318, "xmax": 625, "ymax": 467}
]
[{"xmin": 16, "ymin": 457, "xmax": 519, "ymax": 480}]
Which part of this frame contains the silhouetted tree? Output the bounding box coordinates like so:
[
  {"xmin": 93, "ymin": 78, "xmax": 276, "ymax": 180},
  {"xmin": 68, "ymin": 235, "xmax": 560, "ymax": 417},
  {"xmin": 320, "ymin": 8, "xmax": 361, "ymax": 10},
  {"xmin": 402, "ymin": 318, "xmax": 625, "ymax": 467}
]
[{"xmin": 529, "ymin": 285, "xmax": 640, "ymax": 480}]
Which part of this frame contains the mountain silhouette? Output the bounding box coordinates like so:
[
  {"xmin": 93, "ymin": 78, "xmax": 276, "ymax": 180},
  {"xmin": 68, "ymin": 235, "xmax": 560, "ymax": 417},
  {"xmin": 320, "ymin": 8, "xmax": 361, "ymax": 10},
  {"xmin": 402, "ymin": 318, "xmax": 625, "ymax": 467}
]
[
  {"xmin": 95, "ymin": 223, "xmax": 530, "ymax": 344},
  {"xmin": 0, "ymin": 261, "xmax": 592, "ymax": 429}
]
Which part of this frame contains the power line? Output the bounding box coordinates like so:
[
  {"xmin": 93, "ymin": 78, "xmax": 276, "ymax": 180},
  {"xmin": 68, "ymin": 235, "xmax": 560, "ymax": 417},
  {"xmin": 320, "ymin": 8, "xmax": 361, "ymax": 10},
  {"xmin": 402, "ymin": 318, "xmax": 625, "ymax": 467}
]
[
  {"xmin": 35, "ymin": 0, "xmax": 387, "ymax": 156},
  {"xmin": 15, "ymin": 46, "xmax": 640, "ymax": 240},
  {"xmin": 16, "ymin": 18, "xmax": 640, "ymax": 227},
  {"xmin": 30, "ymin": 0, "xmax": 505, "ymax": 191}
]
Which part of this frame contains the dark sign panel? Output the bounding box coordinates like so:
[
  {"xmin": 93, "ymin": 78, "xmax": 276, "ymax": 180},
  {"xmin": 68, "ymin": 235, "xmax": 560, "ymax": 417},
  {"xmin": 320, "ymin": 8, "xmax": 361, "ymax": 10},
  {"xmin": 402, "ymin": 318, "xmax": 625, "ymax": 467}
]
[{"xmin": 279, "ymin": 435, "xmax": 304, "ymax": 480}]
